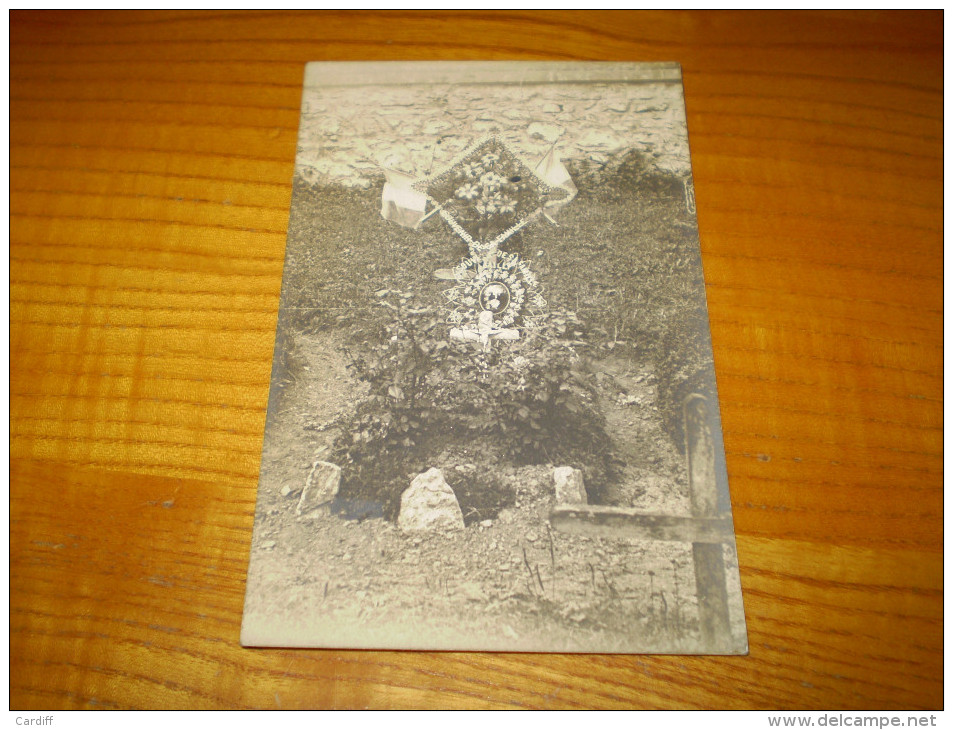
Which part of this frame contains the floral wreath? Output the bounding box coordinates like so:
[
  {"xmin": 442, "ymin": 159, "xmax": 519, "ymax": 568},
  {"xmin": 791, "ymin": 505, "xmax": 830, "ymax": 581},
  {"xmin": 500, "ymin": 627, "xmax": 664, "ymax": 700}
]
[
  {"xmin": 415, "ymin": 136, "xmax": 571, "ymax": 256},
  {"xmin": 445, "ymin": 252, "xmax": 546, "ymax": 329}
]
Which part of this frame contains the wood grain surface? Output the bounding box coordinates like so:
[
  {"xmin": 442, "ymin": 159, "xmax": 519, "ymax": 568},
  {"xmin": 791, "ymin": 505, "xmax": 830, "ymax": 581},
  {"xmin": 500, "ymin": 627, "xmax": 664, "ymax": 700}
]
[{"xmin": 10, "ymin": 10, "xmax": 942, "ymax": 710}]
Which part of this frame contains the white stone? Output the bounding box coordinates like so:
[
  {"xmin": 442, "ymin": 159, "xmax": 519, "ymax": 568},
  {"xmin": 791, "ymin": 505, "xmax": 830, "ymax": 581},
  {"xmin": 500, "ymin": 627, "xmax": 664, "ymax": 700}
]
[
  {"xmin": 297, "ymin": 460, "xmax": 341, "ymax": 516},
  {"xmin": 553, "ymin": 466, "xmax": 588, "ymax": 505},
  {"xmin": 576, "ymin": 129, "xmax": 624, "ymax": 152},
  {"xmin": 472, "ymin": 120, "xmax": 501, "ymax": 133},
  {"xmin": 423, "ymin": 119, "xmax": 451, "ymax": 135},
  {"xmin": 526, "ymin": 121, "xmax": 564, "ymax": 144},
  {"xmin": 398, "ymin": 468, "xmax": 465, "ymax": 533}
]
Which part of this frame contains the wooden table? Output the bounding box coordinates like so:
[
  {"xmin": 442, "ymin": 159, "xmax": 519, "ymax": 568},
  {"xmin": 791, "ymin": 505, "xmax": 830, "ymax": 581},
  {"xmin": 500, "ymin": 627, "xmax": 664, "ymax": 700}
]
[{"xmin": 10, "ymin": 10, "xmax": 942, "ymax": 710}]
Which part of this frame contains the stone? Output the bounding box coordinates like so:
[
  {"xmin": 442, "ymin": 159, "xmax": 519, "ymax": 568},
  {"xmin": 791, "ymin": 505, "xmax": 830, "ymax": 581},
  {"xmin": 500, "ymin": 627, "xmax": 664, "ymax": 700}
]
[
  {"xmin": 576, "ymin": 129, "xmax": 624, "ymax": 152},
  {"xmin": 398, "ymin": 468, "xmax": 465, "ymax": 533},
  {"xmin": 423, "ymin": 119, "xmax": 451, "ymax": 135},
  {"xmin": 496, "ymin": 508, "xmax": 516, "ymax": 524},
  {"xmin": 634, "ymin": 102, "xmax": 669, "ymax": 113},
  {"xmin": 527, "ymin": 121, "xmax": 564, "ymax": 144},
  {"xmin": 472, "ymin": 120, "xmax": 501, "ymax": 133},
  {"xmin": 553, "ymin": 466, "xmax": 588, "ymax": 506},
  {"xmin": 297, "ymin": 460, "xmax": 341, "ymax": 517}
]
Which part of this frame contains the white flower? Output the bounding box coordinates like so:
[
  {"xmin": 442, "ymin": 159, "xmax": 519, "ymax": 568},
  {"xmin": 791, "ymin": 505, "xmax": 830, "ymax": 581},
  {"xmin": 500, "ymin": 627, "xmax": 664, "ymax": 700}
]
[
  {"xmin": 456, "ymin": 183, "xmax": 480, "ymax": 200},
  {"xmin": 480, "ymin": 172, "xmax": 504, "ymax": 190},
  {"xmin": 462, "ymin": 162, "xmax": 483, "ymax": 179}
]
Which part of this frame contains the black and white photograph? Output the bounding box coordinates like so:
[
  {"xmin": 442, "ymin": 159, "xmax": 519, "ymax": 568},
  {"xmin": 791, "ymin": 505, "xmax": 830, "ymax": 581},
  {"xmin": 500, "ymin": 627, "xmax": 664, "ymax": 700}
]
[{"xmin": 241, "ymin": 61, "xmax": 747, "ymax": 654}]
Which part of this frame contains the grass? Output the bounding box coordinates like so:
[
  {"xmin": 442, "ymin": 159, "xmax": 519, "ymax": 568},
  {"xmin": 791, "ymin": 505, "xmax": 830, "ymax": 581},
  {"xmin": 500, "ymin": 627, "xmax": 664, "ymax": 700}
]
[
  {"xmin": 277, "ymin": 150, "xmax": 716, "ymax": 512},
  {"xmin": 280, "ymin": 150, "xmax": 706, "ymax": 353}
]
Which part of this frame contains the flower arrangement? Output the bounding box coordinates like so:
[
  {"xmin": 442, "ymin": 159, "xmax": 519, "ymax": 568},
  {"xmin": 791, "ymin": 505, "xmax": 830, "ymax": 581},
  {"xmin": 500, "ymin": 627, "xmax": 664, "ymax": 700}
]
[
  {"xmin": 446, "ymin": 252, "xmax": 545, "ymax": 330},
  {"xmin": 418, "ymin": 137, "xmax": 570, "ymax": 253}
]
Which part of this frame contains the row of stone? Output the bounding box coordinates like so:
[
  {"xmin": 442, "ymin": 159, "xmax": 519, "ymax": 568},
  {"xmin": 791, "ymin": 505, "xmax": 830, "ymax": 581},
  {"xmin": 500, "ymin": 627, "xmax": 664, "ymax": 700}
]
[
  {"xmin": 295, "ymin": 81, "xmax": 691, "ymax": 188},
  {"xmin": 288, "ymin": 461, "xmax": 588, "ymax": 533}
]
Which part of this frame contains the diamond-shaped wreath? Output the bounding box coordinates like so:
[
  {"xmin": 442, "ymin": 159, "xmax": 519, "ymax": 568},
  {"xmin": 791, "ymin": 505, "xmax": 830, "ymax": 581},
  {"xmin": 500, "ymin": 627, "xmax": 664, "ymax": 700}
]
[
  {"xmin": 416, "ymin": 136, "xmax": 571, "ymax": 254},
  {"xmin": 445, "ymin": 251, "xmax": 546, "ymax": 330}
]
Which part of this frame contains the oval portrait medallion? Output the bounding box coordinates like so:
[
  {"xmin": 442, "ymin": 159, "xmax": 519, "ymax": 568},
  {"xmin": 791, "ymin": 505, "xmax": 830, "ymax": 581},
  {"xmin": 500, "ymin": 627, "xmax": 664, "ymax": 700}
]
[{"xmin": 479, "ymin": 281, "xmax": 512, "ymax": 314}]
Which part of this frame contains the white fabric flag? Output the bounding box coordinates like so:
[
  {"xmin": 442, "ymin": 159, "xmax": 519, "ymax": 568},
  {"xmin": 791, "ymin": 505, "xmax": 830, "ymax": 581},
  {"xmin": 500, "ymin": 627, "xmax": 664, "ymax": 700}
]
[
  {"xmin": 380, "ymin": 168, "xmax": 428, "ymax": 229},
  {"xmin": 536, "ymin": 148, "xmax": 577, "ymax": 214}
]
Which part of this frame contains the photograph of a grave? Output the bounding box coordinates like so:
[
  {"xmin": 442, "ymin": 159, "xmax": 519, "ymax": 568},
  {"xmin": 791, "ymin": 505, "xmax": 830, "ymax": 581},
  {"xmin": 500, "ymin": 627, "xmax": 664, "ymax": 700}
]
[{"xmin": 241, "ymin": 62, "xmax": 748, "ymax": 653}]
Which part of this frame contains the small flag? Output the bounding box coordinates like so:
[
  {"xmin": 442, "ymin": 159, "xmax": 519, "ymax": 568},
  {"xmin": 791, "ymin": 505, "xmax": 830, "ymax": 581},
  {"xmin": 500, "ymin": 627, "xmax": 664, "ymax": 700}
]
[
  {"xmin": 535, "ymin": 148, "xmax": 577, "ymax": 218},
  {"xmin": 380, "ymin": 168, "xmax": 428, "ymax": 229}
]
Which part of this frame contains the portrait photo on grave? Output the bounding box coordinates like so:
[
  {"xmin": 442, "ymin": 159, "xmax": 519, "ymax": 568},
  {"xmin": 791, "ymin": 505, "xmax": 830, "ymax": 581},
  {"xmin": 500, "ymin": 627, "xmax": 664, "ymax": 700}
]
[{"xmin": 241, "ymin": 61, "xmax": 747, "ymax": 654}]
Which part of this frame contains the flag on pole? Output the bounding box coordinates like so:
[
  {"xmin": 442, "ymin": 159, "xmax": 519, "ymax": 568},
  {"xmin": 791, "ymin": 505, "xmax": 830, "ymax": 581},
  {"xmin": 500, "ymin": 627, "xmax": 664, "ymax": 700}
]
[
  {"xmin": 535, "ymin": 147, "xmax": 577, "ymax": 219},
  {"xmin": 380, "ymin": 168, "xmax": 428, "ymax": 229}
]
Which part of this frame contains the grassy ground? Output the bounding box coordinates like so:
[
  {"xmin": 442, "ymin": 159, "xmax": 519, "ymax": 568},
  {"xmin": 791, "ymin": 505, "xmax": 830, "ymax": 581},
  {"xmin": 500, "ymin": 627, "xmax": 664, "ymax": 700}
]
[
  {"xmin": 278, "ymin": 152, "xmax": 707, "ymax": 356},
  {"xmin": 273, "ymin": 151, "xmax": 715, "ymax": 511}
]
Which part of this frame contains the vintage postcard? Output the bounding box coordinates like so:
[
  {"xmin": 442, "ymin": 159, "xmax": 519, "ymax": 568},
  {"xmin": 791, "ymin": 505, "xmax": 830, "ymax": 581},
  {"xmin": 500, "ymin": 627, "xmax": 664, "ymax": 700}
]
[{"xmin": 241, "ymin": 62, "xmax": 747, "ymax": 653}]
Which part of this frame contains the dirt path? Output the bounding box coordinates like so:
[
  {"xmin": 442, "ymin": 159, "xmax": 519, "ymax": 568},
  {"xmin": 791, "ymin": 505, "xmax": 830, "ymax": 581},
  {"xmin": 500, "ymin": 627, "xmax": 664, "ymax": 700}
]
[
  {"xmin": 259, "ymin": 330, "xmax": 364, "ymax": 499},
  {"xmin": 593, "ymin": 355, "xmax": 691, "ymax": 514}
]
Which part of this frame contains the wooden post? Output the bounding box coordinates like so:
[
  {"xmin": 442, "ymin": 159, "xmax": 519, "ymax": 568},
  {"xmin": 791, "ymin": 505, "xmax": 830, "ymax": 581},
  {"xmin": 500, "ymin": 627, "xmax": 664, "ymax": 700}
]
[
  {"xmin": 684, "ymin": 394, "xmax": 732, "ymax": 652},
  {"xmin": 548, "ymin": 393, "xmax": 739, "ymax": 652}
]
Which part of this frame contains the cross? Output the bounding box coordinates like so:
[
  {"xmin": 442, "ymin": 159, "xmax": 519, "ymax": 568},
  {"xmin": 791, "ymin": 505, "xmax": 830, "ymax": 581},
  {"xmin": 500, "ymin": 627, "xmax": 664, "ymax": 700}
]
[{"xmin": 449, "ymin": 310, "xmax": 520, "ymax": 352}]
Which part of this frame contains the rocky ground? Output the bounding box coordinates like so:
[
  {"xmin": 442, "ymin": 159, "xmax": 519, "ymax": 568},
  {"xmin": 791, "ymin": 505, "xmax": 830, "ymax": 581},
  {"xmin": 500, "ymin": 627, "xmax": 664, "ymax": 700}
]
[{"xmin": 242, "ymin": 331, "xmax": 744, "ymax": 653}]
